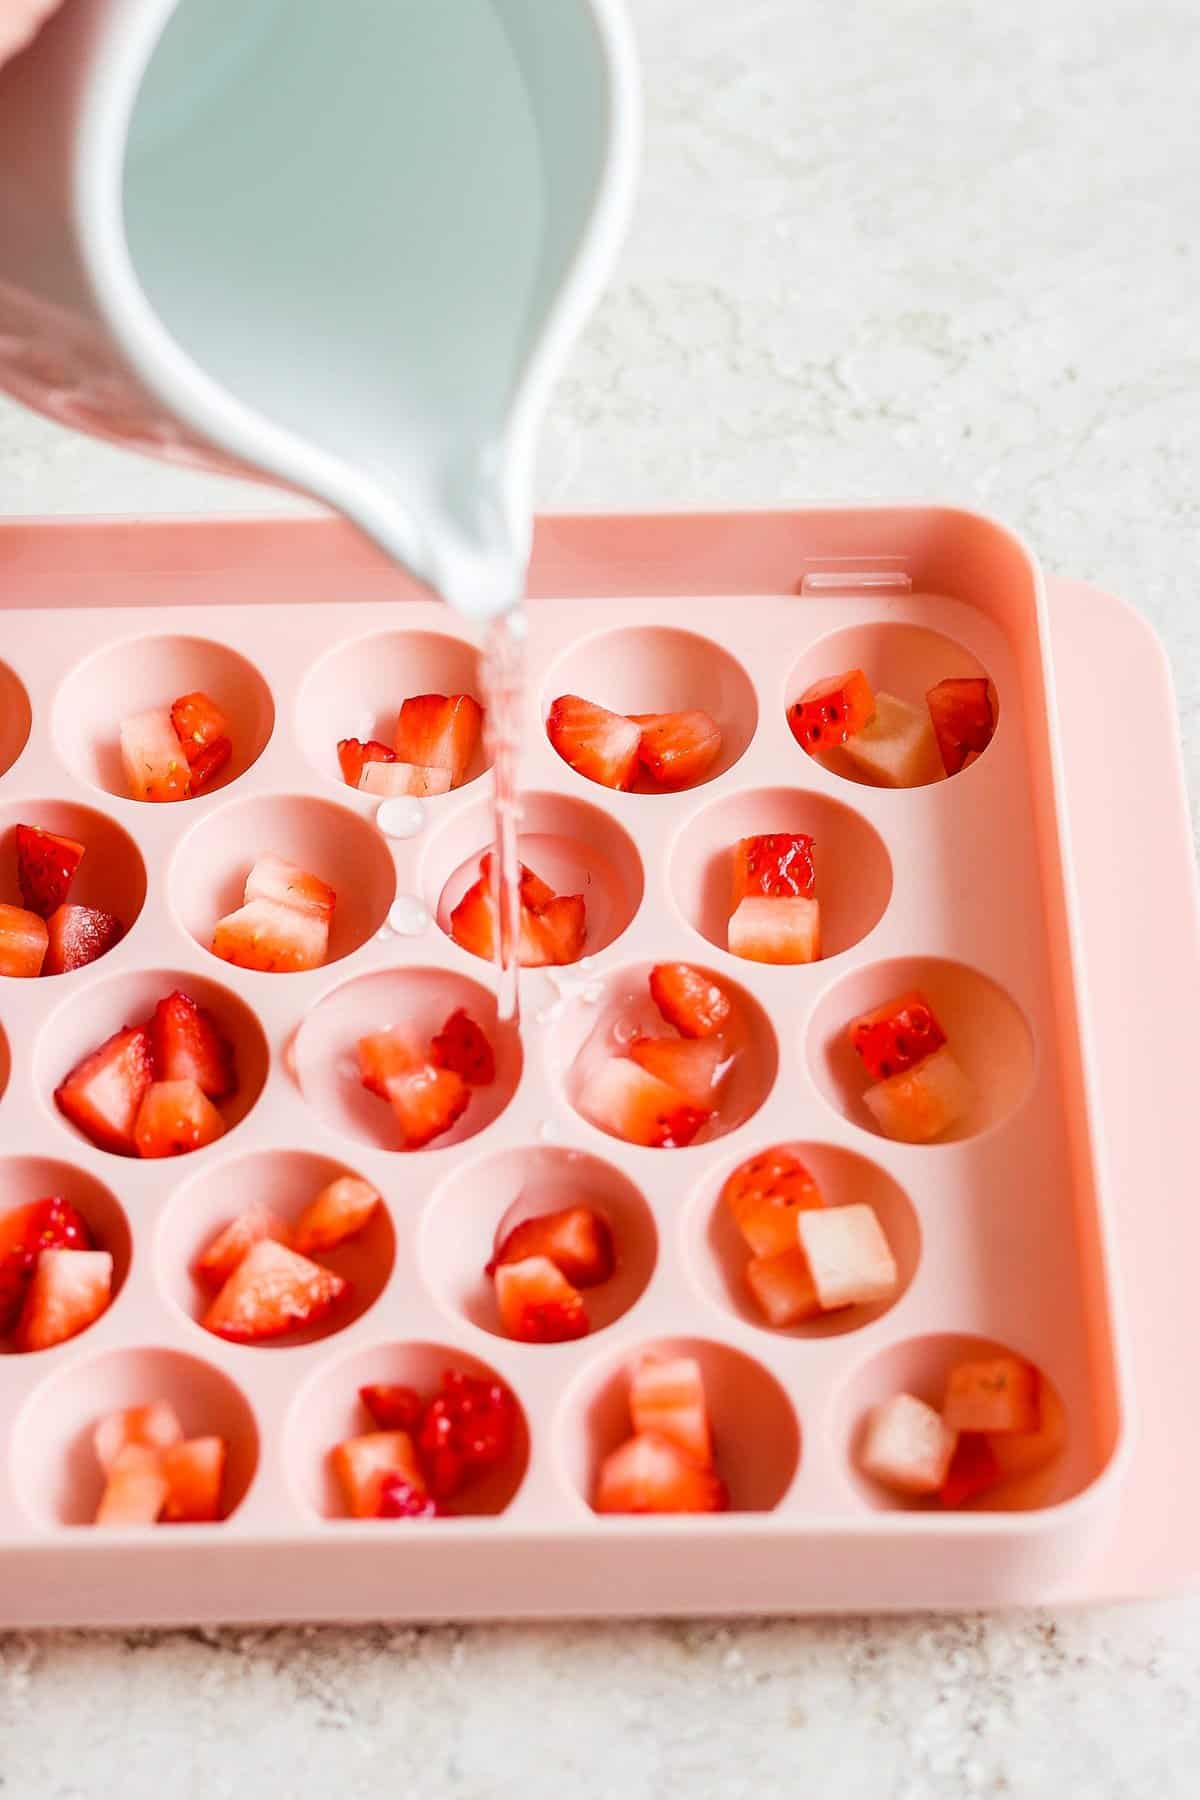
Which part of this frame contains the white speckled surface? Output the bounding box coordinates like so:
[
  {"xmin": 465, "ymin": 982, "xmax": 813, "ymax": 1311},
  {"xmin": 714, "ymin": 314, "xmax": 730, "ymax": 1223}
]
[{"xmin": 1, "ymin": 0, "xmax": 1198, "ymax": 1791}]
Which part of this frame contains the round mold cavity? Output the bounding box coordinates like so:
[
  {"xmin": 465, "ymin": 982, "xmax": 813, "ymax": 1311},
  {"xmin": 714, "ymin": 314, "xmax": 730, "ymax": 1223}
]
[
  {"xmin": 53, "ymin": 633, "xmax": 274, "ymax": 801},
  {"xmin": 423, "ymin": 790, "xmax": 645, "ymax": 962},
  {"xmin": 169, "ymin": 792, "xmax": 396, "ymax": 971},
  {"xmin": 422, "ymin": 1145, "xmax": 657, "ymax": 1341},
  {"xmin": 785, "ymin": 621, "xmax": 995, "ymax": 789},
  {"xmin": 285, "ymin": 1339, "xmax": 530, "ymax": 1519},
  {"xmin": 808, "ymin": 955, "xmax": 1034, "ymax": 1145},
  {"xmin": 0, "ymin": 663, "xmax": 32, "ymax": 779},
  {"xmin": 292, "ymin": 967, "xmax": 522, "ymax": 1154},
  {"xmin": 667, "ymin": 785, "xmax": 892, "ymax": 961},
  {"xmin": 835, "ymin": 1332, "xmax": 1070, "ymax": 1512},
  {"xmin": 36, "ymin": 967, "xmax": 270, "ymax": 1158},
  {"xmin": 159, "ymin": 1148, "xmax": 396, "ymax": 1348},
  {"xmin": 11, "ymin": 1345, "xmax": 260, "ymax": 1527},
  {"xmin": 546, "ymin": 958, "xmax": 778, "ymax": 1150},
  {"xmin": 0, "ymin": 799, "xmax": 148, "ymax": 975},
  {"xmin": 558, "ymin": 1335, "xmax": 800, "ymax": 1514},
  {"xmin": 296, "ymin": 628, "xmax": 490, "ymax": 794},
  {"xmin": 688, "ymin": 1140, "xmax": 919, "ymax": 1338},
  {"xmin": 541, "ymin": 625, "xmax": 758, "ymax": 792},
  {"xmin": 0, "ymin": 1157, "xmax": 133, "ymax": 1355}
]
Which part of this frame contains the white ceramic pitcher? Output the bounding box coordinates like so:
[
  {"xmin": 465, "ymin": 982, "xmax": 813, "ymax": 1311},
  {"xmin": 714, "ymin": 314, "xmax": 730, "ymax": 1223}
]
[{"xmin": 0, "ymin": 0, "xmax": 639, "ymax": 614}]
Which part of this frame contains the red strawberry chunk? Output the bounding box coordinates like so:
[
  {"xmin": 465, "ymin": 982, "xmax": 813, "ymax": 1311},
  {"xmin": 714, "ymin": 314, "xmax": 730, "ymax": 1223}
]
[
  {"xmin": 731, "ymin": 833, "xmax": 816, "ymax": 902},
  {"xmin": 788, "ymin": 668, "xmax": 875, "ymax": 752},
  {"xmin": 387, "ymin": 1062, "xmax": 470, "ymax": 1149},
  {"xmin": 95, "ymin": 1445, "xmax": 169, "ymax": 1526},
  {"xmin": 213, "ymin": 898, "xmax": 330, "ymax": 973},
  {"xmin": 744, "ymin": 1247, "xmax": 821, "ymax": 1327},
  {"xmin": 55, "ymin": 1023, "xmax": 155, "ymax": 1155},
  {"xmin": 377, "ymin": 1473, "xmax": 441, "ymax": 1518},
  {"xmin": 939, "ymin": 1432, "xmax": 1002, "ymax": 1509},
  {"xmin": 648, "ymin": 963, "xmax": 732, "ymax": 1038},
  {"xmin": 170, "ymin": 691, "xmax": 229, "ymax": 765},
  {"xmin": 193, "ymin": 1206, "xmax": 291, "ymax": 1290},
  {"xmin": 0, "ymin": 903, "xmax": 48, "ymax": 978},
  {"xmin": 14, "ymin": 824, "xmax": 85, "ymax": 917},
  {"xmin": 631, "ymin": 710, "xmax": 722, "ymax": 789},
  {"xmin": 578, "ymin": 1057, "xmax": 712, "ymax": 1149},
  {"xmin": 360, "ymin": 1384, "xmax": 423, "ymax": 1431},
  {"xmin": 337, "ymin": 738, "xmax": 396, "ymax": 787},
  {"xmin": 430, "ymin": 1007, "xmax": 496, "ymax": 1085},
  {"xmin": 357, "ymin": 1027, "xmax": 421, "ymax": 1098},
  {"xmin": 546, "ymin": 694, "xmax": 641, "ymax": 790},
  {"xmin": 722, "ymin": 1149, "xmax": 824, "ymax": 1257},
  {"xmin": 42, "ymin": 903, "xmax": 124, "ymax": 975},
  {"xmin": 0, "ymin": 1195, "xmax": 93, "ymax": 1334},
  {"xmin": 244, "ymin": 855, "xmax": 336, "ymax": 922},
  {"xmin": 134, "ymin": 1080, "xmax": 226, "ymax": 1159},
  {"xmin": 292, "ymin": 1176, "xmax": 381, "ymax": 1255},
  {"xmin": 493, "ymin": 1254, "xmax": 589, "ymax": 1344},
  {"xmin": 450, "ymin": 868, "xmax": 587, "ymax": 968},
  {"xmin": 16, "ymin": 1248, "xmax": 112, "ymax": 1351},
  {"xmin": 849, "ymin": 989, "xmax": 947, "ymax": 1082},
  {"xmin": 188, "ymin": 736, "xmax": 233, "ymax": 793},
  {"xmin": 629, "ymin": 1356, "xmax": 713, "ymax": 1466},
  {"xmin": 332, "ymin": 1430, "xmax": 424, "ymax": 1518},
  {"xmin": 202, "ymin": 1238, "xmax": 348, "ymax": 1342},
  {"xmin": 161, "ymin": 1437, "xmax": 227, "ymax": 1522},
  {"xmin": 628, "ymin": 1035, "xmax": 724, "ymax": 1108},
  {"xmin": 479, "ymin": 853, "xmax": 555, "ymax": 913},
  {"xmin": 94, "ymin": 1402, "xmax": 184, "ymax": 1473},
  {"xmin": 149, "ymin": 990, "xmax": 237, "ymax": 1099},
  {"xmin": 525, "ymin": 893, "xmax": 587, "ymax": 965},
  {"xmin": 594, "ymin": 1432, "xmax": 728, "ymax": 1515},
  {"xmin": 416, "ymin": 1368, "xmax": 518, "ymax": 1501},
  {"xmin": 393, "ymin": 692, "xmax": 483, "ymax": 788},
  {"xmin": 120, "ymin": 707, "xmax": 191, "ymax": 803},
  {"xmin": 488, "ymin": 1204, "xmax": 615, "ymax": 1288},
  {"xmin": 926, "ymin": 677, "xmax": 995, "ymax": 776}
]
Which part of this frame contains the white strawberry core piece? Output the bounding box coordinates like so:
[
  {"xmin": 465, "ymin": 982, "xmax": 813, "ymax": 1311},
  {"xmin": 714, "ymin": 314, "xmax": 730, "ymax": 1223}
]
[
  {"xmin": 728, "ymin": 895, "xmax": 820, "ymax": 964},
  {"xmin": 863, "ymin": 1044, "xmax": 972, "ymax": 1143},
  {"xmin": 796, "ymin": 1203, "xmax": 898, "ymax": 1310},
  {"xmin": 357, "ymin": 761, "xmax": 452, "ymax": 798},
  {"xmin": 843, "ymin": 691, "xmax": 942, "ymax": 788},
  {"xmin": 860, "ymin": 1393, "xmax": 957, "ymax": 1496}
]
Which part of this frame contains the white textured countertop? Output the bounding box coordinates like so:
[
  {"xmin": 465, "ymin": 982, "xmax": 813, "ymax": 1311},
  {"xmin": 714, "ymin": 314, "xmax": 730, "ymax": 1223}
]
[{"xmin": 1, "ymin": 1, "xmax": 1198, "ymax": 1793}]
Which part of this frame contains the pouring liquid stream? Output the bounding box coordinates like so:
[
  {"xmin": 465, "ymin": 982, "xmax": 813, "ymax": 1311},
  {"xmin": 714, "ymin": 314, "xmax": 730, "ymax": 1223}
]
[{"xmin": 481, "ymin": 606, "xmax": 526, "ymax": 1023}]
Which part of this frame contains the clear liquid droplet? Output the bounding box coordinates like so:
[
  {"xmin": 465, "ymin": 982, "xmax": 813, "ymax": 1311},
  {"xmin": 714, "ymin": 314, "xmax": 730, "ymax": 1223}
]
[{"xmin": 375, "ymin": 795, "xmax": 427, "ymax": 839}]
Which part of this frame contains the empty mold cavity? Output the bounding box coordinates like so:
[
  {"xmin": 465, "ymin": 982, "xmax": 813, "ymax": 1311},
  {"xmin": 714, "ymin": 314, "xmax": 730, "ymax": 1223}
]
[
  {"xmin": 11, "ymin": 1346, "xmax": 259, "ymax": 1527},
  {"xmin": 285, "ymin": 1339, "xmax": 530, "ymax": 1519},
  {"xmin": 785, "ymin": 622, "xmax": 996, "ymax": 789},
  {"xmin": 37, "ymin": 967, "xmax": 270, "ymax": 1157},
  {"xmin": 559, "ymin": 1336, "xmax": 800, "ymax": 1514},
  {"xmin": 547, "ymin": 959, "xmax": 778, "ymax": 1149},
  {"xmin": 836, "ymin": 1332, "xmax": 1071, "ymax": 1512},
  {"xmin": 424, "ymin": 791, "xmax": 645, "ymax": 961},
  {"xmin": 808, "ymin": 955, "xmax": 1034, "ymax": 1145},
  {"xmin": 422, "ymin": 1145, "xmax": 657, "ymax": 1341},
  {"xmin": 687, "ymin": 1140, "xmax": 919, "ymax": 1338},
  {"xmin": 169, "ymin": 792, "xmax": 396, "ymax": 970},
  {"xmin": 0, "ymin": 662, "xmax": 32, "ymax": 778},
  {"xmin": 542, "ymin": 626, "xmax": 758, "ymax": 791},
  {"xmin": 159, "ymin": 1148, "xmax": 396, "ymax": 1347},
  {"xmin": 668, "ymin": 785, "xmax": 892, "ymax": 961},
  {"xmin": 292, "ymin": 967, "xmax": 522, "ymax": 1153},
  {"xmin": 296, "ymin": 628, "xmax": 489, "ymax": 793},
  {"xmin": 53, "ymin": 633, "xmax": 274, "ymax": 801},
  {"xmin": 0, "ymin": 800, "xmax": 148, "ymax": 973},
  {"xmin": 0, "ymin": 1157, "xmax": 132, "ymax": 1354}
]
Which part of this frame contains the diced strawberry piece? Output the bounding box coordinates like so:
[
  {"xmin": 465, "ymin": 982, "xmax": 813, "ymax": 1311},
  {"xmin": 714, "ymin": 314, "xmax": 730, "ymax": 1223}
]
[
  {"xmin": 493, "ymin": 1254, "xmax": 589, "ymax": 1344},
  {"xmin": 479, "ymin": 852, "xmax": 556, "ymax": 913},
  {"xmin": 448, "ymin": 877, "xmax": 498, "ymax": 961},
  {"xmin": 430, "ymin": 1007, "xmax": 496, "ymax": 1085},
  {"xmin": 393, "ymin": 692, "xmax": 484, "ymax": 788},
  {"xmin": 629, "ymin": 1356, "xmax": 713, "ymax": 1466},
  {"xmin": 42, "ymin": 903, "xmax": 123, "ymax": 975},
  {"xmin": 723, "ymin": 1150, "xmax": 824, "ymax": 1258},
  {"xmin": 938, "ymin": 1432, "xmax": 1003, "ymax": 1509},
  {"xmin": 55, "ymin": 1023, "xmax": 155, "ymax": 1155},
  {"xmin": 193, "ymin": 1206, "xmax": 291, "ymax": 1290},
  {"xmin": 337, "ymin": 738, "xmax": 396, "ymax": 787},
  {"xmin": 213, "ymin": 898, "xmax": 330, "ymax": 973},
  {"xmin": 358, "ymin": 760, "xmax": 452, "ymax": 799},
  {"xmin": 942, "ymin": 1356, "xmax": 1041, "ymax": 1435},
  {"xmin": 578, "ymin": 1057, "xmax": 711, "ymax": 1149},
  {"xmin": 728, "ymin": 896, "xmax": 820, "ymax": 964},
  {"xmin": 863, "ymin": 1044, "xmax": 972, "ymax": 1144},
  {"xmin": 120, "ymin": 706, "xmax": 192, "ymax": 802},
  {"xmin": 926, "ymin": 677, "xmax": 995, "ymax": 776},
  {"xmin": 628, "ymin": 1035, "xmax": 724, "ymax": 1107},
  {"xmin": 796, "ymin": 1203, "xmax": 898, "ymax": 1310},
  {"xmin": 594, "ymin": 1432, "xmax": 728, "ymax": 1515},
  {"xmin": 731, "ymin": 833, "xmax": 816, "ymax": 902},
  {"xmin": 546, "ymin": 694, "xmax": 641, "ymax": 790},
  {"xmin": 631, "ymin": 710, "xmax": 722, "ymax": 789},
  {"xmin": 416, "ymin": 1368, "xmax": 518, "ymax": 1501},
  {"xmin": 377, "ymin": 1473, "xmax": 441, "ymax": 1518},
  {"xmin": 292, "ymin": 1176, "xmax": 381, "ymax": 1255},
  {"xmin": 170, "ymin": 691, "xmax": 229, "ymax": 766},
  {"xmin": 745, "ymin": 1247, "xmax": 821, "ymax": 1327},
  {"xmin": 488, "ymin": 1205, "xmax": 615, "ymax": 1288},
  {"xmin": 161, "ymin": 1437, "xmax": 226, "ymax": 1522},
  {"xmin": 842, "ymin": 691, "xmax": 941, "ymax": 788},
  {"xmin": 188, "ymin": 736, "xmax": 233, "ymax": 793},
  {"xmin": 15, "ymin": 1248, "xmax": 112, "ymax": 1351},
  {"xmin": 14, "ymin": 824, "xmax": 86, "ymax": 917},
  {"xmin": 94, "ymin": 1402, "xmax": 184, "ymax": 1473},
  {"xmin": 149, "ymin": 990, "xmax": 237, "ymax": 1099},
  {"xmin": 0, "ymin": 1195, "xmax": 93, "ymax": 1334},
  {"xmin": 0, "ymin": 902, "xmax": 48, "ymax": 977},
  {"xmin": 787, "ymin": 668, "xmax": 875, "ymax": 753},
  {"xmin": 357, "ymin": 1027, "xmax": 421, "ymax": 1098},
  {"xmin": 860, "ymin": 1393, "xmax": 958, "ymax": 1497},
  {"xmin": 648, "ymin": 963, "xmax": 732, "ymax": 1038},
  {"xmin": 244, "ymin": 855, "xmax": 336, "ymax": 922},
  {"xmin": 133, "ymin": 1080, "xmax": 226, "ymax": 1159},
  {"xmin": 849, "ymin": 989, "xmax": 947, "ymax": 1082},
  {"xmin": 450, "ymin": 872, "xmax": 586, "ymax": 967},
  {"xmin": 95, "ymin": 1445, "xmax": 169, "ymax": 1526},
  {"xmin": 387, "ymin": 1062, "xmax": 470, "ymax": 1150},
  {"xmin": 360, "ymin": 1384, "xmax": 423, "ymax": 1431},
  {"xmin": 202, "ymin": 1238, "xmax": 347, "ymax": 1342},
  {"xmin": 332, "ymin": 1430, "xmax": 424, "ymax": 1518}
]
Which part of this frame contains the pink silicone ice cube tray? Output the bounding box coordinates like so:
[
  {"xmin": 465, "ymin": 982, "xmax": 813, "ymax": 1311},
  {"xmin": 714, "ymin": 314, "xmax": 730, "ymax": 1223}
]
[{"xmin": 0, "ymin": 506, "xmax": 1197, "ymax": 1626}]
